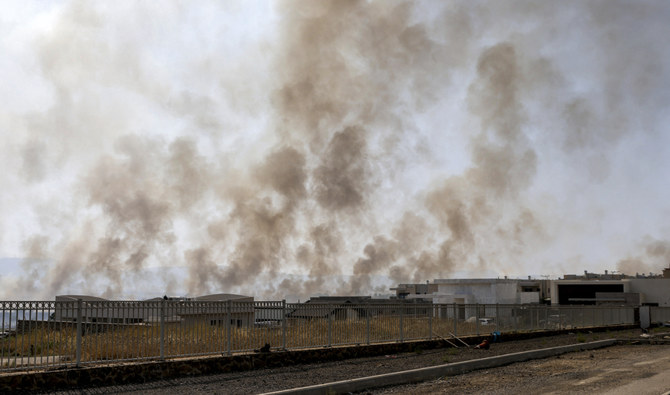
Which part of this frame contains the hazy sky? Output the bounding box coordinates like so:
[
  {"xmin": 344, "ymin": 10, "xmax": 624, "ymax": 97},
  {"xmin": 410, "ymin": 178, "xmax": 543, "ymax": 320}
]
[{"xmin": 1, "ymin": 1, "xmax": 670, "ymax": 300}]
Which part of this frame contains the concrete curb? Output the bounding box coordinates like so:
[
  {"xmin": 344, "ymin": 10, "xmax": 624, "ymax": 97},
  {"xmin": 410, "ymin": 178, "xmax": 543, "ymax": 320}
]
[{"xmin": 262, "ymin": 339, "xmax": 618, "ymax": 395}]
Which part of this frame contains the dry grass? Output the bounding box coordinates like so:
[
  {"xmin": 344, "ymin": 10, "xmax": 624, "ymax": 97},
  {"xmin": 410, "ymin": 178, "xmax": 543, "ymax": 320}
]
[
  {"xmin": 1, "ymin": 327, "xmax": 76, "ymax": 359},
  {"xmin": 2, "ymin": 316, "xmax": 449, "ymax": 362},
  {"xmin": 0, "ymin": 314, "xmax": 579, "ymax": 364}
]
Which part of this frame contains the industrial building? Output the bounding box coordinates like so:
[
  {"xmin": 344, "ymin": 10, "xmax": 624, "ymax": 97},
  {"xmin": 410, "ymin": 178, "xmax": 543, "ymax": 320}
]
[
  {"xmin": 390, "ymin": 283, "xmax": 438, "ymax": 300},
  {"xmin": 54, "ymin": 293, "xmax": 254, "ymax": 327},
  {"xmin": 431, "ymin": 277, "xmax": 551, "ymax": 305},
  {"xmin": 392, "ymin": 267, "xmax": 670, "ymax": 307},
  {"xmin": 288, "ymin": 296, "xmax": 432, "ymax": 320},
  {"xmin": 551, "ymin": 270, "xmax": 670, "ymax": 306}
]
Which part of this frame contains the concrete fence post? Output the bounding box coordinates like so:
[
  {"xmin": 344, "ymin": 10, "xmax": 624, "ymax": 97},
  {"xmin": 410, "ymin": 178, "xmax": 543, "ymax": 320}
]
[
  {"xmin": 76, "ymin": 299, "xmax": 82, "ymax": 367},
  {"xmin": 226, "ymin": 300, "xmax": 232, "ymax": 355},
  {"xmin": 282, "ymin": 300, "xmax": 287, "ymax": 350},
  {"xmin": 160, "ymin": 299, "xmax": 165, "ymax": 360},
  {"xmin": 640, "ymin": 305, "xmax": 650, "ymax": 329}
]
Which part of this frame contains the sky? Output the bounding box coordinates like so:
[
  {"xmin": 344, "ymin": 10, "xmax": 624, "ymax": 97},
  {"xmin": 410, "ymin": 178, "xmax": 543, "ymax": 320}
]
[{"xmin": 1, "ymin": 0, "xmax": 670, "ymax": 300}]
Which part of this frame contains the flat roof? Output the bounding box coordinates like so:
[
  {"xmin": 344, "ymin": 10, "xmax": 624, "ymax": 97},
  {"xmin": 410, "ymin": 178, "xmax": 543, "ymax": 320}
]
[{"xmin": 433, "ymin": 278, "xmax": 542, "ymax": 285}]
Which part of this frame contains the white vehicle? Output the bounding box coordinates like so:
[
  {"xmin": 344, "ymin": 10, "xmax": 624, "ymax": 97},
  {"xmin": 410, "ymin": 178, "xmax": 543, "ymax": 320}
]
[{"xmin": 479, "ymin": 318, "xmax": 494, "ymax": 326}]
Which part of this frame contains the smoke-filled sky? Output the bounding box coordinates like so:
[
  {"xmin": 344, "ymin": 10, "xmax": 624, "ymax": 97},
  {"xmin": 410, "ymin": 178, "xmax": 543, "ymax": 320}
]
[{"xmin": 2, "ymin": 1, "xmax": 670, "ymax": 300}]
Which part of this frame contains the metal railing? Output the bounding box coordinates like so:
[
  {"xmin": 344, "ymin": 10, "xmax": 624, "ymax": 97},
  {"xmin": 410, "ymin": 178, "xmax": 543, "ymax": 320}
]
[{"xmin": 0, "ymin": 300, "xmax": 637, "ymax": 373}]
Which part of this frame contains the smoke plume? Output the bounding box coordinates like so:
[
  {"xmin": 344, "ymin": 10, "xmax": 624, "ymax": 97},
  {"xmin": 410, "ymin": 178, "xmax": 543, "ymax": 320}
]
[{"xmin": 1, "ymin": 1, "xmax": 670, "ymax": 300}]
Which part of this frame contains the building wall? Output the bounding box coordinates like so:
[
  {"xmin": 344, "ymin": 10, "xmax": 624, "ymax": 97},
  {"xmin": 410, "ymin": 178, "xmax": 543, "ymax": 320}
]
[
  {"xmin": 550, "ymin": 280, "xmax": 631, "ymax": 305},
  {"xmin": 433, "ymin": 279, "xmax": 528, "ymax": 306},
  {"xmin": 519, "ymin": 292, "xmax": 540, "ymax": 304},
  {"xmin": 390, "ymin": 283, "xmax": 438, "ymax": 299},
  {"xmin": 629, "ymin": 279, "xmax": 670, "ymax": 306},
  {"xmin": 183, "ymin": 312, "xmax": 254, "ymax": 328},
  {"xmin": 551, "ymin": 279, "xmax": 670, "ymax": 306},
  {"xmin": 592, "ymin": 292, "xmax": 640, "ymax": 306},
  {"xmin": 494, "ymin": 282, "xmax": 520, "ymax": 304}
]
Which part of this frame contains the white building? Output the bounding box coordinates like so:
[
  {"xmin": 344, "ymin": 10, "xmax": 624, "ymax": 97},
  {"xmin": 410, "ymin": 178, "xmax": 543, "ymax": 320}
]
[
  {"xmin": 432, "ymin": 278, "xmax": 549, "ymax": 305},
  {"xmin": 430, "ymin": 278, "xmax": 550, "ymax": 321}
]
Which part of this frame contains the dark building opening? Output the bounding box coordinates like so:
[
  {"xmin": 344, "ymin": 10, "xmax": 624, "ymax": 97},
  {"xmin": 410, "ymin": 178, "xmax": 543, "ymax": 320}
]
[{"xmin": 558, "ymin": 284, "xmax": 624, "ymax": 305}]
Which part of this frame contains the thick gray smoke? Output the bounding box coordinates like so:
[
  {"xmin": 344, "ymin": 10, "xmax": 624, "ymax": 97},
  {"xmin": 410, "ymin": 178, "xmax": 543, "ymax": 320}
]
[{"xmin": 1, "ymin": 1, "xmax": 670, "ymax": 300}]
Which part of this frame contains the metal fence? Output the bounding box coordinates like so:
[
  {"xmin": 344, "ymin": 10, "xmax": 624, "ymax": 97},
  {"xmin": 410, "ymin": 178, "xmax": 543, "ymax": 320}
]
[
  {"xmin": 0, "ymin": 300, "xmax": 639, "ymax": 373},
  {"xmin": 650, "ymin": 306, "xmax": 670, "ymax": 324}
]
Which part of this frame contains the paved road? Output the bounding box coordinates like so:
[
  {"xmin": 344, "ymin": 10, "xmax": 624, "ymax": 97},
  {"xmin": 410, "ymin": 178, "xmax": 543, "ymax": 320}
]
[{"xmin": 376, "ymin": 344, "xmax": 670, "ymax": 394}]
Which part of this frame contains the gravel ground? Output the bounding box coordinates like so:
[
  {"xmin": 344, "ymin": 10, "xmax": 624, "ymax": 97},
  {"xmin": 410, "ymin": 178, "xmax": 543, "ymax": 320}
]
[
  {"xmin": 51, "ymin": 328, "xmax": 658, "ymax": 394},
  {"xmin": 373, "ymin": 343, "xmax": 670, "ymax": 394}
]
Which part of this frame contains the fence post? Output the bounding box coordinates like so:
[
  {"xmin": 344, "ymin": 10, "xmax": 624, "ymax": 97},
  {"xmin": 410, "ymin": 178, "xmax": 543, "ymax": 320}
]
[
  {"xmin": 366, "ymin": 304, "xmax": 370, "ymax": 345},
  {"xmin": 475, "ymin": 303, "xmax": 479, "ymax": 336},
  {"xmin": 226, "ymin": 300, "xmax": 232, "ymax": 355},
  {"xmin": 76, "ymin": 299, "xmax": 82, "ymax": 367},
  {"xmin": 428, "ymin": 304, "xmax": 432, "ymax": 341},
  {"xmin": 160, "ymin": 299, "xmax": 165, "ymax": 360},
  {"xmin": 592, "ymin": 306, "xmax": 595, "ymax": 327},
  {"xmin": 514, "ymin": 306, "xmax": 518, "ymax": 332},
  {"xmin": 328, "ymin": 307, "xmax": 332, "ymax": 347},
  {"xmin": 282, "ymin": 300, "xmax": 287, "ymax": 350},
  {"xmin": 453, "ymin": 304, "xmax": 457, "ymax": 336},
  {"xmin": 399, "ymin": 304, "xmax": 404, "ymax": 343},
  {"xmin": 495, "ymin": 304, "xmax": 499, "ymax": 332}
]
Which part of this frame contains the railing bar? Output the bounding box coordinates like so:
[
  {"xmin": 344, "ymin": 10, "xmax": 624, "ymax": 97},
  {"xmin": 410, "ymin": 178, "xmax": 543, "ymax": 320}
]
[
  {"xmin": 27, "ymin": 304, "xmax": 31, "ymax": 368},
  {"xmin": 13, "ymin": 304, "xmax": 19, "ymax": 370},
  {"xmin": 1, "ymin": 303, "xmax": 5, "ymax": 369},
  {"xmin": 55, "ymin": 305, "xmax": 60, "ymax": 369},
  {"xmin": 40, "ymin": 304, "xmax": 45, "ymax": 368},
  {"xmin": 39, "ymin": 303, "xmax": 44, "ymax": 367},
  {"xmin": 26, "ymin": 304, "xmax": 32, "ymax": 368},
  {"xmin": 134, "ymin": 302, "xmax": 139, "ymax": 360},
  {"xmin": 176, "ymin": 302, "xmax": 180, "ymax": 357},
  {"xmin": 1, "ymin": 303, "xmax": 4, "ymax": 367},
  {"xmin": 28, "ymin": 304, "xmax": 33, "ymax": 368},
  {"xmin": 199, "ymin": 302, "xmax": 203, "ymax": 355},
  {"xmin": 96, "ymin": 302, "xmax": 101, "ymax": 363}
]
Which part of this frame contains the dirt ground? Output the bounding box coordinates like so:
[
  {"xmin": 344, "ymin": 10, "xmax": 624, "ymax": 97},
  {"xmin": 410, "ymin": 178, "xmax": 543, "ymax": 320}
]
[
  {"xmin": 49, "ymin": 328, "xmax": 669, "ymax": 394},
  {"xmin": 373, "ymin": 344, "xmax": 670, "ymax": 394}
]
